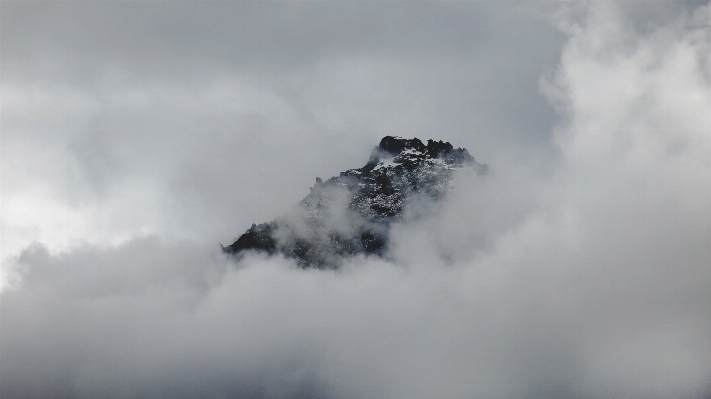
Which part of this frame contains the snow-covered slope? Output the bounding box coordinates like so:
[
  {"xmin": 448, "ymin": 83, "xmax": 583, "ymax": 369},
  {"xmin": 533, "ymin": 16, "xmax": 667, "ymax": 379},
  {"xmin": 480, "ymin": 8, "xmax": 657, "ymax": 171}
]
[{"xmin": 223, "ymin": 136, "xmax": 486, "ymax": 268}]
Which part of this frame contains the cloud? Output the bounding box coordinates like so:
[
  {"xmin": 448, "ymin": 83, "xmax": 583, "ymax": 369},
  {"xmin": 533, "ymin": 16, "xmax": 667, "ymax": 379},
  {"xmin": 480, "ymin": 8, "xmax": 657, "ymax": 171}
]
[
  {"xmin": 2, "ymin": 1, "xmax": 711, "ymax": 398},
  {"xmin": 0, "ymin": 1, "xmax": 565, "ymax": 262}
]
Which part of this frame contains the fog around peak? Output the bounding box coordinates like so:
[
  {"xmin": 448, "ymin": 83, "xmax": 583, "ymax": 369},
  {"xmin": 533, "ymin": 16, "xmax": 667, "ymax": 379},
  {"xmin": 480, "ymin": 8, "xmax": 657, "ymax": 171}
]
[{"xmin": 2, "ymin": 1, "xmax": 711, "ymax": 398}]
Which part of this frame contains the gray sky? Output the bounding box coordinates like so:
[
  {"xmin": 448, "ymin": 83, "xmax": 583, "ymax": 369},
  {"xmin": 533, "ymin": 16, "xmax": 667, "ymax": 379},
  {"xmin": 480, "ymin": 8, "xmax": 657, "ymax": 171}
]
[
  {"xmin": 1, "ymin": 1, "xmax": 566, "ymax": 255},
  {"xmin": 1, "ymin": 1, "xmax": 711, "ymax": 398}
]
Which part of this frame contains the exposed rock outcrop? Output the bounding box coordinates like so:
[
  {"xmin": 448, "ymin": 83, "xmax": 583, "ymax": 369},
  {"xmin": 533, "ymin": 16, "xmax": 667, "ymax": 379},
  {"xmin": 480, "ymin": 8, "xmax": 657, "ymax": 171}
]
[{"xmin": 223, "ymin": 136, "xmax": 486, "ymax": 268}]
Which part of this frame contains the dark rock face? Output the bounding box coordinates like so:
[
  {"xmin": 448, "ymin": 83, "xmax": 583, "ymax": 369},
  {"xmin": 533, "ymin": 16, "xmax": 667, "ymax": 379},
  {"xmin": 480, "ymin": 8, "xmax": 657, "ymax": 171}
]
[{"xmin": 223, "ymin": 136, "xmax": 486, "ymax": 268}]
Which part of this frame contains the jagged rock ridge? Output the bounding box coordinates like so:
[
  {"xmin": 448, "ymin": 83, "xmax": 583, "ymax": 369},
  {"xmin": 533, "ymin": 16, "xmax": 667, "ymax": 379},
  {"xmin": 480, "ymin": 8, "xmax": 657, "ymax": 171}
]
[{"xmin": 223, "ymin": 136, "xmax": 486, "ymax": 268}]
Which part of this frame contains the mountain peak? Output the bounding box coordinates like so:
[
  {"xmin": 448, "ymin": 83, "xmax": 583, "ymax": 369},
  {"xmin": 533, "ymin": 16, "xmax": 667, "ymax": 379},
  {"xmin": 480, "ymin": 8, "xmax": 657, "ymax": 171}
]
[
  {"xmin": 223, "ymin": 137, "xmax": 486, "ymax": 268},
  {"xmin": 373, "ymin": 136, "xmax": 475, "ymax": 164}
]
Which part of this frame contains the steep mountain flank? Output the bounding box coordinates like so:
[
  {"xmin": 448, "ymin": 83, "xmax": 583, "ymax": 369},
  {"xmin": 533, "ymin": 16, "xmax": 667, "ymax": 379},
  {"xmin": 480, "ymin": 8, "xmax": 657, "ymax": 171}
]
[{"xmin": 223, "ymin": 136, "xmax": 486, "ymax": 268}]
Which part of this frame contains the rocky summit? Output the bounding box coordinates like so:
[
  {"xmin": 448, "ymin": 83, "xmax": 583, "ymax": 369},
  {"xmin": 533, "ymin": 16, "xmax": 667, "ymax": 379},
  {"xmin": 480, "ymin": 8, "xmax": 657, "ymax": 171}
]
[{"xmin": 223, "ymin": 136, "xmax": 487, "ymax": 268}]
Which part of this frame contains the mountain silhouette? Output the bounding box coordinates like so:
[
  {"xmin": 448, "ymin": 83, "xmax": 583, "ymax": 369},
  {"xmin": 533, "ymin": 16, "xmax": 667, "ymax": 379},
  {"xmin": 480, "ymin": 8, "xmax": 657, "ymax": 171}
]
[{"xmin": 223, "ymin": 136, "xmax": 486, "ymax": 268}]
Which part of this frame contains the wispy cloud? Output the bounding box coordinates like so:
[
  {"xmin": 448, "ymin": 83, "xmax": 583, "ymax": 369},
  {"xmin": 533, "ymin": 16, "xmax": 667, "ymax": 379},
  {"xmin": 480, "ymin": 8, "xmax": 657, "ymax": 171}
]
[{"xmin": 1, "ymin": 2, "xmax": 710, "ymax": 398}]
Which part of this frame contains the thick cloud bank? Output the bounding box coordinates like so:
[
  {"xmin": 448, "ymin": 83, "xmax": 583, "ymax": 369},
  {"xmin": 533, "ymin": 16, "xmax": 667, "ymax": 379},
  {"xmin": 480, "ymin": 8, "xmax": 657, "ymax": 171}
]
[{"xmin": 2, "ymin": 2, "xmax": 711, "ymax": 398}]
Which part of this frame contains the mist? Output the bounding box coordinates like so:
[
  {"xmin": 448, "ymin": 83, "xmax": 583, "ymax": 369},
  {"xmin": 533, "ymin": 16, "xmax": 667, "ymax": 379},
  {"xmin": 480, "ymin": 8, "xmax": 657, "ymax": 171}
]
[{"xmin": 2, "ymin": 1, "xmax": 711, "ymax": 398}]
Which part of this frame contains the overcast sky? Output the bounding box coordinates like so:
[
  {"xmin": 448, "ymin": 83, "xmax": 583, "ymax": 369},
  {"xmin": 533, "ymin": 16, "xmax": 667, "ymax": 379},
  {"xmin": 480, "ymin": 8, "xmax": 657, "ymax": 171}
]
[{"xmin": 1, "ymin": 1, "xmax": 711, "ymax": 398}]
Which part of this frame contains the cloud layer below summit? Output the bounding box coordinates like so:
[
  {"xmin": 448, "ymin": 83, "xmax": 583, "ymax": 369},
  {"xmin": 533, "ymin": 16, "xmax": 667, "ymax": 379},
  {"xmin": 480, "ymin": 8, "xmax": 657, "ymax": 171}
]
[{"xmin": 2, "ymin": 2, "xmax": 711, "ymax": 398}]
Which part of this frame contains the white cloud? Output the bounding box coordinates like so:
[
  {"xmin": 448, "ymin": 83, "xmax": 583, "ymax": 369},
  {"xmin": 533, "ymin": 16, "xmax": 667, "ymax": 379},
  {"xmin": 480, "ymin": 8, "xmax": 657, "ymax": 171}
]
[{"xmin": 2, "ymin": 1, "xmax": 711, "ymax": 398}]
